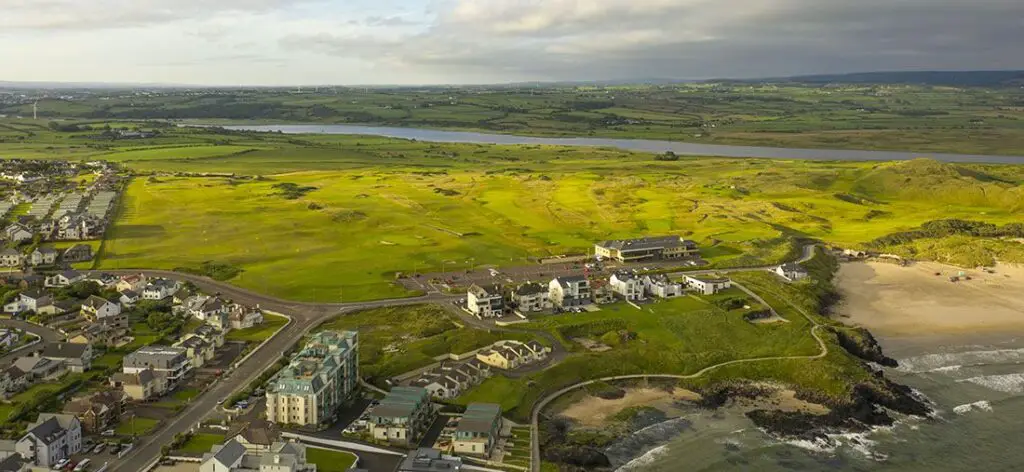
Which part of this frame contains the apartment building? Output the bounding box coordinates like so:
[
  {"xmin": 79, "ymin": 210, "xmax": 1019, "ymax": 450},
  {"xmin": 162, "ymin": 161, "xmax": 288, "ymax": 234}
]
[
  {"xmin": 369, "ymin": 386, "xmax": 434, "ymax": 447},
  {"xmin": 265, "ymin": 331, "xmax": 359, "ymax": 427},
  {"xmin": 122, "ymin": 345, "xmax": 193, "ymax": 390}
]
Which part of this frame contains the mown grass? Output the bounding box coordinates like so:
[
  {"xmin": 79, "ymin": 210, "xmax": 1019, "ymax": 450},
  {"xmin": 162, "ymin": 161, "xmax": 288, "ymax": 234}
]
[
  {"xmin": 306, "ymin": 448, "xmax": 358, "ymax": 472},
  {"xmin": 177, "ymin": 433, "xmax": 226, "ymax": 454},
  {"xmin": 115, "ymin": 416, "xmax": 160, "ymax": 436},
  {"xmin": 225, "ymin": 313, "xmax": 289, "ymax": 342}
]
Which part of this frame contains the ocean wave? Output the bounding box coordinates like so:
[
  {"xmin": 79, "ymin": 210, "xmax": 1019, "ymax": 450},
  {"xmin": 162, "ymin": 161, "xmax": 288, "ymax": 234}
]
[
  {"xmin": 953, "ymin": 400, "xmax": 993, "ymax": 415},
  {"xmin": 604, "ymin": 417, "xmax": 692, "ymax": 467},
  {"xmin": 897, "ymin": 348, "xmax": 1024, "ymax": 374},
  {"xmin": 614, "ymin": 444, "xmax": 670, "ymax": 472},
  {"xmin": 960, "ymin": 373, "xmax": 1024, "ymax": 393}
]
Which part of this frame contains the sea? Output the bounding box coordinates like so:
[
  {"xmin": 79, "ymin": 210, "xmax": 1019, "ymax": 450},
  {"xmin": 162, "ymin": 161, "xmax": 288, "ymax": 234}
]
[{"xmin": 607, "ymin": 332, "xmax": 1024, "ymax": 472}]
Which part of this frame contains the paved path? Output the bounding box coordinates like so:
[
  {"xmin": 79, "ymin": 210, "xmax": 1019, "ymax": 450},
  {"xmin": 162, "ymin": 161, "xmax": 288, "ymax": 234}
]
[
  {"xmin": 0, "ymin": 319, "xmax": 64, "ymax": 365},
  {"xmin": 527, "ymin": 276, "xmax": 828, "ymax": 472}
]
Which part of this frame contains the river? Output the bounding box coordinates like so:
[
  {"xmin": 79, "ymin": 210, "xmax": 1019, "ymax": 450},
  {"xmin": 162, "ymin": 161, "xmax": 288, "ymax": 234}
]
[{"xmin": 217, "ymin": 124, "xmax": 1024, "ymax": 164}]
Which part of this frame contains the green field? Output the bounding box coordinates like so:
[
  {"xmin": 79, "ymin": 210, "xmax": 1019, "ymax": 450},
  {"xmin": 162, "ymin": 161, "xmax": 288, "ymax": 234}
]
[
  {"xmin": 225, "ymin": 313, "xmax": 289, "ymax": 342},
  {"xmin": 306, "ymin": 448, "xmax": 358, "ymax": 472},
  {"xmin": 177, "ymin": 432, "xmax": 226, "ymax": 454},
  {"xmin": 316, "ymin": 305, "xmax": 536, "ymax": 384},
  {"xmin": 115, "ymin": 416, "xmax": 161, "ymax": 436}
]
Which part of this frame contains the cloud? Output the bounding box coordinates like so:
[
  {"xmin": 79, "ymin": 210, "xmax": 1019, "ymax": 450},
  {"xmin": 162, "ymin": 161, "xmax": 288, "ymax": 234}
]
[{"xmin": 0, "ymin": 0, "xmax": 321, "ymax": 30}]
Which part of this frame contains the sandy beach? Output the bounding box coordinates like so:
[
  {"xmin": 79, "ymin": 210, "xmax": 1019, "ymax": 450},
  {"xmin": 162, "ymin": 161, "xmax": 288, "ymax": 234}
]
[
  {"xmin": 558, "ymin": 387, "xmax": 701, "ymax": 427},
  {"xmin": 836, "ymin": 261, "xmax": 1024, "ymax": 337}
]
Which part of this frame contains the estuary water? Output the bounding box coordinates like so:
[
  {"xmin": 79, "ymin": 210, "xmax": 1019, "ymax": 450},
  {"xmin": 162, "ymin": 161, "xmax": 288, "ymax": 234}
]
[
  {"xmin": 218, "ymin": 124, "xmax": 1024, "ymax": 164},
  {"xmin": 609, "ymin": 332, "xmax": 1024, "ymax": 472}
]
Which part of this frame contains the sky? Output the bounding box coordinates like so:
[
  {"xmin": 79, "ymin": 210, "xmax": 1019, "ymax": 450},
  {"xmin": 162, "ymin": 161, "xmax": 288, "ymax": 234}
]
[{"xmin": 1, "ymin": 0, "xmax": 1022, "ymax": 86}]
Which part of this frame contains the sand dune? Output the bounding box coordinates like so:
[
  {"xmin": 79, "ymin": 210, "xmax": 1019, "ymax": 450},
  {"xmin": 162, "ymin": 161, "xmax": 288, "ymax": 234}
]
[{"xmin": 836, "ymin": 261, "xmax": 1024, "ymax": 337}]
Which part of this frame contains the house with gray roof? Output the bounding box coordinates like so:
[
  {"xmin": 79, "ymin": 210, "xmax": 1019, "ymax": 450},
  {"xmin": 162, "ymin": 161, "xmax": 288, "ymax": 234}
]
[
  {"xmin": 594, "ymin": 235, "xmax": 698, "ymax": 262},
  {"xmin": 200, "ymin": 439, "xmax": 314, "ymax": 472},
  {"xmin": 369, "ymin": 386, "xmax": 434, "ymax": 446},
  {"xmin": 775, "ymin": 263, "xmax": 809, "ymax": 281},
  {"xmin": 453, "ymin": 403, "xmax": 502, "ymax": 457},
  {"xmin": 466, "ymin": 284, "xmax": 504, "ymax": 318},
  {"xmin": 15, "ymin": 414, "xmax": 81, "ymax": 467},
  {"xmin": 265, "ymin": 331, "xmax": 359, "ymax": 426},
  {"xmin": 548, "ymin": 275, "xmax": 591, "ymax": 308},
  {"xmin": 123, "ymin": 345, "xmax": 192, "ymax": 389},
  {"xmin": 399, "ymin": 448, "xmax": 462, "ymax": 472},
  {"xmin": 40, "ymin": 342, "xmax": 92, "ymax": 372},
  {"xmin": 512, "ymin": 282, "xmax": 551, "ymax": 313},
  {"xmin": 43, "ymin": 270, "xmax": 85, "ymax": 288},
  {"xmin": 28, "ymin": 247, "xmax": 58, "ymax": 266}
]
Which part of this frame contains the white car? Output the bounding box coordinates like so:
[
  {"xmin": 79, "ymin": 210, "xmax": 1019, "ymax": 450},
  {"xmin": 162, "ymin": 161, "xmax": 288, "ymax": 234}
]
[{"xmin": 52, "ymin": 459, "xmax": 70, "ymax": 470}]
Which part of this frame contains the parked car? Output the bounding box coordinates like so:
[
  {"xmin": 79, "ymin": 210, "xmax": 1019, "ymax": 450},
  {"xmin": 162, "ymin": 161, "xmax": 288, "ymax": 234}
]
[
  {"xmin": 52, "ymin": 458, "xmax": 70, "ymax": 470},
  {"xmin": 92, "ymin": 443, "xmax": 105, "ymax": 454},
  {"xmin": 73, "ymin": 458, "xmax": 91, "ymax": 471},
  {"xmin": 101, "ymin": 429, "xmax": 115, "ymax": 437}
]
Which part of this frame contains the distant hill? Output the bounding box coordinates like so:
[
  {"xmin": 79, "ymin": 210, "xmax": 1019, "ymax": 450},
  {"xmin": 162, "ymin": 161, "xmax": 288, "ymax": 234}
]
[{"xmin": 723, "ymin": 70, "xmax": 1024, "ymax": 87}]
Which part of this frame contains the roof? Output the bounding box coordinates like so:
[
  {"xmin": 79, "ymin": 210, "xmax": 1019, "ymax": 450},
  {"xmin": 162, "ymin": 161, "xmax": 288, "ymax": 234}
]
[
  {"xmin": 67, "ymin": 243, "xmax": 91, "ymax": 252},
  {"xmin": 83, "ymin": 295, "xmax": 114, "ymax": 309},
  {"xmin": 26, "ymin": 415, "xmax": 78, "ymax": 446},
  {"xmin": 468, "ymin": 284, "xmax": 501, "ymax": 297},
  {"xmin": 0, "ymin": 455, "xmax": 25, "ymax": 472},
  {"xmin": 112, "ymin": 368, "xmax": 155, "ymax": 386},
  {"xmin": 3, "ymin": 366, "xmax": 25, "ymax": 379},
  {"xmin": 119, "ymin": 289, "xmax": 139, "ymax": 298},
  {"xmin": 514, "ymin": 283, "xmax": 546, "ymax": 296},
  {"xmin": 555, "ymin": 275, "xmax": 586, "ymax": 285},
  {"xmin": 13, "ymin": 356, "xmax": 52, "ymax": 372},
  {"xmin": 41, "ymin": 342, "xmax": 89, "ymax": 359},
  {"xmin": 230, "ymin": 419, "xmax": 278, "ymax": 446},
  {"xmin": 779, "ymin": 263, "xmax": 807, "ymax": 272},
  {"xmin": 457, "ymin": 403, "xmax": 501, "ymax": 435},
  {"xmin": 0, "ymin": 249, "xmax": 19, "ymax": 257},
  {"xmin": 400, "ymin": 448, "xmax": 462, "ymax": 472},
  {"xmin": 59, "ymin": 270, "xmax": 82, "ymax": 279},
  {"xmin": 597, "ymin": 235, "xmax": 696, "ymax": 252},
  {"xmin": 210, "ymin": 439, "xmax": 247, "ymax": 467},
  {"xmin": 35, "ymin": 246, "xmax": 58, "ymax": 255},
  {"xmin": 685, "ymin": 274, "xmax": 730, "ymax": 284}
]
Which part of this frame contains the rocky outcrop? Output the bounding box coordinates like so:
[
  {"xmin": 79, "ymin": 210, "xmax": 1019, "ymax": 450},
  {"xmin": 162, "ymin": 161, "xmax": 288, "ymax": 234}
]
[{"xmin": 831, "ymin": 327, "xmax": 899, "ymax": 367}]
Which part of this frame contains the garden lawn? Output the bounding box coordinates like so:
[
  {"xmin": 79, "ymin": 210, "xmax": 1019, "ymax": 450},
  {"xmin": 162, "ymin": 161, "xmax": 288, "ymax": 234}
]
[
  {"xmin": 178, "ymin": 433, "xmax": 226, "ymax": 454},
  {"xmin": 226, "ymin": 313, "xmax": 288, "ymax": 342},
  {"xmin": 306, "ymin": 448, "xmax": 358, "ymax": 472},
  {"xmin": 115, "ymin": 417, "xmax": 160, "ymax": 436}
]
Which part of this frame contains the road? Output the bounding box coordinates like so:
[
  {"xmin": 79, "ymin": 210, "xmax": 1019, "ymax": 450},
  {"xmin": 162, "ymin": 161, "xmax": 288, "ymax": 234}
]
[
  {"xmin": 0, "ymin": 319, "xmax": 64, "ymax": 365},
  {"xmin": 105, "ymin": 245, "xmax": 818, "ymax": 471}
]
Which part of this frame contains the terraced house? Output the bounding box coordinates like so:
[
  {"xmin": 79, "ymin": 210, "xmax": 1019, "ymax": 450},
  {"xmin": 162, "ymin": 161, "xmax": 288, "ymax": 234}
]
[
  {"xmin": 369, "ymin": 386, "xmax": 434, "ymax": 447},
  {"xmin": 594, "ymin": 235, "xmax": 699, "ymax": 263},
  {"xmin": 265, "ymin": 330, "xmax": 359, "ymax": 426}
]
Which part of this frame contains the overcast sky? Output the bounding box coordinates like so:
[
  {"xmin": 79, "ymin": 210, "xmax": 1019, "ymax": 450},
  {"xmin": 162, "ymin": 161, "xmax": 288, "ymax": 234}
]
[{"xmin": 2, "ymin": 0, "xmax": 1022, "ymax": 85}]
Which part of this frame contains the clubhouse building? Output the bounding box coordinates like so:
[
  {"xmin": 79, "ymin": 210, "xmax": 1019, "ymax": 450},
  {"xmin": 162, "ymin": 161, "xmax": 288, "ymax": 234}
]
[{"xmin": 594, "ymin": 236, "xmax": 699, "ymax": 263}]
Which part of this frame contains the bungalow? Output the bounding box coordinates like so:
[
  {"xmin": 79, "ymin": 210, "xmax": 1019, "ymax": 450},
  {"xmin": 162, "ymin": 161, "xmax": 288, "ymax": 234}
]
[
  {"xmin": 609, "ymin": 271, "xmax": 645, "ymax": 301},
  {"xmin": 467, "ymin": 284, "xmax": 505, "ymax": 318},
  {"xmin": 643, "ymin": 275, "xmax": 683, "ymax": 298},
  {"xmin": 110, "ymin": 368, "xmax": 166, "ymax": 401},
  {"xmin": 60, "ymin": 244, "xmax": 93, "ymax": 263},
  {"xmin": 775, "ymin": 263, "xmax": 809, "ymax": 282},
  {"xmin": 512, "ymin": 283, "xmax": 551, "ymax": 313},
  {"xmin": 81, "ymin": 295, "xmax": 121, "ymax": 322},
  {"xmin": 115, "ymin": 274, "xmax": 147, "ymax": 293},
  {"xmin": 142, "ymin": 279, "xmax": 180, "ymax": 300},
  {"xmin": 3, "ymin": 224, "xmax": 33, "ymax": 244},
  {"xmin": 0, "ymin": 249, "xmax": 22, "ymax": 268},
  {"xmin": 13, "ymin": 356, "xmax": 65, "ymax": 380},
  {"xmin": 40, "ymin": 342, "xmax": 92, "ymax": 373},
  {"xmin": 683, "ymin": 275, "xmax": 732, "ymax": 295},
  {"xmin": 28, "ymin": 247, "xmax": 58, "ymax": 266},
  {"xmin": 62, "ymin": 390, "xmax": 126, "ymax": 434},
  {"xmin": 44, "ymin": 270, "xmax": 85, "ymax": 288},
  {"xmin": 3, "ymin": 289, "xmax": 56, "ymax": 315},
  {"xmin": 548, "ymin": 276, "xmax": 591, "ymax": 308}
]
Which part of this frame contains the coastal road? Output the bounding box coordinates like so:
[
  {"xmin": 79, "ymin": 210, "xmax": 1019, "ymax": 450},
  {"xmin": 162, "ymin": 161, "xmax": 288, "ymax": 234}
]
[{"xmin": 0, "ymin": 319, "xmax": 64, "ymax": 364}]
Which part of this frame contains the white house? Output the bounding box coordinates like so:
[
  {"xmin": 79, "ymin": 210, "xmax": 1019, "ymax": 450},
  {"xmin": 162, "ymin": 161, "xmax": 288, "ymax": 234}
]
[
  {"xmin": 118, "ymin": 290, "xmax": 140, "ymax": 308},
  {"xmin": 643, "ymin": 275, "xmax": 683, "ymax": 298},
  {"xmin": 4, "ymin": 290, "xmax": 57, "ymax": 315},
  {"xmin": 81, "ymin": 295, "xmax": 121, "ymax": 321},
  {"xmin": 683, "ymin": 275, "xmax": 732, "ymax": 295},
  {"xmin": 548, "ymin": 276, "xmax": 591, "ymax": 308},
  {"xmin": 4, "ymin": 224, "xmax": 33, "ymax": 244},
  {"xmin": 29, "ymin": 247, "xmax": 58, "ymax": 266},
  {"xmin": 775, "ymin": 263, "xmax": 809, "ymax": 282},
  {"xmin": 229, "ymin": 305, "xmax": 264, "ymax": 330},
  {"xmin": 44, "ymin": 270, "xmax": 86, "ymax": 288},
  {"xmin": 16, "ymin": 414, "xmax": 82, "ymax": 468},
  {"xmin": 0, "ymin": 249, "xmax": 22, "ymax": 268},
  {"xmin": 142, "ymin": 279, "xmax": 180, "ymax": 300},
  {"xmin": 467, "ymin": 284, "xmax": 505, "ymax": 318},
  {"xmin": 609, "ymin": 272, "xmax": 645, "ymax": 301}
]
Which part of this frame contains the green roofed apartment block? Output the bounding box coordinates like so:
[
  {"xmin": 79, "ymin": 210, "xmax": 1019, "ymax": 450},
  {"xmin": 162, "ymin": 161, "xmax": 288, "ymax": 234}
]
[
  {"xmin": 265, "ymin": 330, "xmax": 359, "ymax": 427},
  {"xmin": 369, "ymin": 386, "xmax": 435, "ymax": 446},
  {"xmin": 453, "ymin": 403, "xmax": 502, "ymax": 457}
]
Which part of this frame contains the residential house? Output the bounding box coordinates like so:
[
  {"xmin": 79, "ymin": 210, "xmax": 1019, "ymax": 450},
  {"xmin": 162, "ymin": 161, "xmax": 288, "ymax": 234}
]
[
  {"xmin": 265, "ymin": 331, "xmax": 359, "ymax": 426},
  {"xmin": 453, "ymin": 403, "xmax": 502, "ymax": 457},
  {"xmin": 591, "ymin": 284, "xmax": 617, "ymax": 305},
  {"xmin": 40, "ymin": 342, "xmax": 92, "ymax": 373},
  {"xmin": 474, "ymin": 340, "xmax": 547, "ymax": 371},
  {"xmin": 142, "ymin": 279, "xmax": 180, "ymax": 300},
  {"xmin": 3, "ymin": 289, "xmax": 56, "ymax": 315},
  {"xmin": 62, "ymin": 390, "xmax": 126, "ymax": 434},
  {"xmin": 69, "ymin": 323, "xmax": 128, "ymax": 347},
  {"xmin": 609, "ymin": 271, "xmax": 645, "ymax": 301},
  {"xmin": 410, "ymin": 376, "xmax": 462, "ymax": 401},
  {"xmin": 3, "ymin": 224, "xmax": 33, "ymax": 244},
  {"xmin": 399, "ymin": 448, "xmax": 461, "ymax": 472},
  {"xmin": 775, "ymin": 263, "xmax": 809, "ymax": 281},
  {"xmin": 110, "ymin": 368, "xmax": 166, "ymax": 401},
  {"xmin": 81, "ymin": 295, "xmax": 121, "ymax": 322},
  {"xmin": 15, "ymin": 414, "xmax": 82, "ymax": 468},
  {"xmin": 229, "ymin": 304, "xmax": 264, "ymax": 330},
  {"xmin": 187, "ymin": 295, "xmax": 228, "ymax": 320},
  {"xmin": 199, "ymin": 439, "xmax": 315, "ymax": 472},
  {"xmin": 511, "ymin": 283, "xmax": 551, "ymax": 313},
  {"xmin": 226, "ymin": 419, "xmax": 279, "ymax": 452},
  {"xmin": 369, "ymin": 387, "xmax": 434, "ymax": 447},
  {"xmin": 0, "ymin": 250, "xmax": 22, "ymax": 268},
  {"xmin": 194, "ymin": 324, "xmax": 225, "ymax": 348},
  {"xmin": 0, "ymin": 367, "xmax": 29, "ymax": 395},
  {"xmin": 466, "ymin": 284, "xmax": 504, "ymax": 318},
  {"xmin": 28, "ymin": 247, "xmax": 58, "ymax": 266},
  {"xmin": 0, "ymin": 454, "xmax": 28, "ymax": 472},
  {"xmin": 60, "ymin": 244, "xmax": 93, "ymax": 263},
  {"xmin": 44, "ymin": 270, "xmax": 85, "ymax": 288},
  {"xmin": 643, "ymin": 275, "xmax": 683, "ymax": 298},
  {"xmin": 85, "ymin": 272, "xmax": 120, "ymax": 289},
  {"xmin": 548, "ymin": 276, "xmax": 591, "ymax": 308},
  {"xmin": 118, "ymin": 289, "xmax": 140, "ymax": 308},
  {"xmin": 594, "ymin": 235, "xmax": 699, "ymax": 263},
  {"xmin": 123, "ymin": 345, "xmax": 192, "ymax": 390},
  {"xmin": 13, "ymin": 356, "xmax": 64, "ymax": 380},
  {"xmin": 115, "ymin": 274, "xmax": 147, "ymax": 293},
  {"xmin": 683, "ymin": 275, "xmax": 732, "ymax": 295},
  {"xmin": 174, "ymin": 335, "xmax": 215, "ymax": 369}
]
